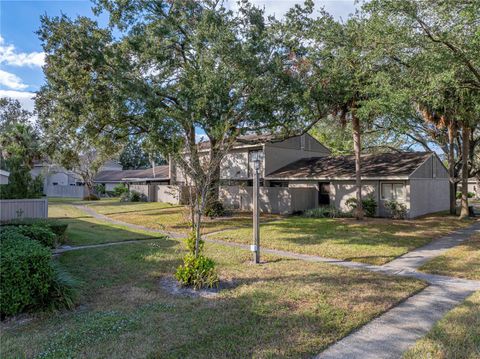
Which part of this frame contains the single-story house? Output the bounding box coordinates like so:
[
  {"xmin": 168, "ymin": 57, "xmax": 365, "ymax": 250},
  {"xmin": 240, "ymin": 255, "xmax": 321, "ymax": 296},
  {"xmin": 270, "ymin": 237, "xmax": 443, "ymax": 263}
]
[
  {"xmin": 0, "ymin": 169, "xmax": 10, "ymax": 185},
  {"xmin": 96, "ymin": 134, "xmax": 449, "ymax": 218},
  {"xmin": 94, "ymin": 165, "xmax": 170, "ymax": 192}
]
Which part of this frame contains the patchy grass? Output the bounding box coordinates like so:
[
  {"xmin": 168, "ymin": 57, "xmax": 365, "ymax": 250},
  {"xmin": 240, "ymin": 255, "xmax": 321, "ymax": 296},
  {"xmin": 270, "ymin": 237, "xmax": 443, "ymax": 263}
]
[
  {"xmin": 209, "ymin": 215, "xmax": 472, "ymax": 265},
  {"xmin": 84, "ymin": 200, "xmax": 282, "ymax": 235},
  {"xmin": 0, "ymin": 239, "xmax": 426, "ymax": 358},
  {"xmin": 49, "ymin": 200, "xmax": 165, "ymax": 246},
  {"xmin": 419, "ymin": 233, "xmax": 480, "ymax": 280},
  {"xmin": 403, "ymin": 291, "xmax": 480, "ymax": 359}
]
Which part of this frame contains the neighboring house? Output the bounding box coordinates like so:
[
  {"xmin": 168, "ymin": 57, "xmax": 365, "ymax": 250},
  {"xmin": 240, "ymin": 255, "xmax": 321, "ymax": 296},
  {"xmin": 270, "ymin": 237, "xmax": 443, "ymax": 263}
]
[
  {"xmin": 0, "ymin": 169, "xmax": 10, "ymax": 184},
  {"xmin": 101, "ymin": 134, "xmax": 448, "ymax": 218},
  {"xmin": 31, "ymin": 160, "xmax": 123, "ymax": 198},
  {"xmin": 94, "ymin": 166, "xmax": 169, "ymax": 192}
]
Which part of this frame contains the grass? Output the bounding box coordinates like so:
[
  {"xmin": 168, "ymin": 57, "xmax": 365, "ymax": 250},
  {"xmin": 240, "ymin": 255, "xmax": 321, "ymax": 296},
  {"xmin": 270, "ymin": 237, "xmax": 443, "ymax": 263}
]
[
  {"xmin": 83, "ymin": 199, "xmax": 282, "ymax": 235},
  {"xmin": 419, "ymin": 232, "xmax": 480, "ymax": 280},
  {"xmin": 209, "ymin": 214, "xmax": 472, "ymax": 265},
  {"xmin": 49, "ymin": 200, "xmax": 166, "ymax": 246},
  {"xmin": 403, "ymin": 291, "xmax": 480, "ymax": 359},
  {"xmin": 0, "ymin": 239, "xmax": 426, "ymax": 358}
]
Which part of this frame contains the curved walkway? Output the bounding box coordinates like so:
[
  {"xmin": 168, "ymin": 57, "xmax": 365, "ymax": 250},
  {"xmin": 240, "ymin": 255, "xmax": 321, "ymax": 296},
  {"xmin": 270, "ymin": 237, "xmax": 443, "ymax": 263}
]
[{"xmin": 61, "ymin": 205, "xmax": 480, "ymax": 359}]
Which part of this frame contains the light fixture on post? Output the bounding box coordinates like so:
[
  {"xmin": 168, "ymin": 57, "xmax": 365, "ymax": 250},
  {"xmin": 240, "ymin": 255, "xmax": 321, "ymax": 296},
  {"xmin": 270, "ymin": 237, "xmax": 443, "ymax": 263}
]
[{"xmin": 251, "ymin": 151, "xmax": 262, "ymax": 264}]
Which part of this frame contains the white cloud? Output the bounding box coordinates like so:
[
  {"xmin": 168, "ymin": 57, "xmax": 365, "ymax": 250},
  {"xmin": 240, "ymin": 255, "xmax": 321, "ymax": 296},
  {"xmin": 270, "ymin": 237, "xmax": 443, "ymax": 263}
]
[
  {"xmin": 0, "ymin": 35, "xmax": 45, "ymax": 67},
  {"xmin": 0, "ymin": 90, "xmax": 36, "ymax": 112},
  {"xmin": 0, "ymin": 69, "xmax": 28, "ymax": 90}
]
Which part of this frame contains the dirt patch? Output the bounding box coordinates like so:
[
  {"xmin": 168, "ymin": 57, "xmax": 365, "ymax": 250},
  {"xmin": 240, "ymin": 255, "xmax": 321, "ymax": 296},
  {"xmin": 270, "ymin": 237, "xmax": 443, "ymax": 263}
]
[{"xmin": 159, "ymin": 276, "xmax": 237, "ymax": 298}]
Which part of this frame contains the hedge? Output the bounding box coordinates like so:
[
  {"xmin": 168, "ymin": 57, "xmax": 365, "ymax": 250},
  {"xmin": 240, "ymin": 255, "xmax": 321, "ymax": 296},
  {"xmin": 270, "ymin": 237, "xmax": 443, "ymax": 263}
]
[
  {"xmin": 1, "ymin": 219, "xmax": 68, "ymax": 245},
  {"xmin": 0, "ymin": 236, "xmax": 54, "ymax": 317}
]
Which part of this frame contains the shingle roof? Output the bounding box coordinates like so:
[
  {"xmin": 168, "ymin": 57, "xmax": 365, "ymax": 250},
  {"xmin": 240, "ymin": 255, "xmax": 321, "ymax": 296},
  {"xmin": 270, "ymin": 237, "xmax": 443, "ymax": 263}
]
[
  {"xmin": 94, "ymin": 165, "xmax": 169, "ymax": 182},
  {"xmin": 267, "ymin": 152, "xmax": 432, "ymax": 179}
]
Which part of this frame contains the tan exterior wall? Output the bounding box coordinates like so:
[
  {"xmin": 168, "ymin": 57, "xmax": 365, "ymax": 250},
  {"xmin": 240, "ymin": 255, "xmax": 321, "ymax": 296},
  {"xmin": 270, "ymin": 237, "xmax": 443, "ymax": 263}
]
[
  {"xmin": 45, "ymin": 185, "xmax": 87, "ymax": 198},
  {"xmin": 264, "ymin": 146, "xmax": 329, "ymax": 177},
  {"xmin": 156, "ymin": 185, "xmax": 182, "ymax": 204},
  {"xmin": 330, "ymin": 180, "xmax": 381, "ymax": 214},
  {"xmin": 219, "ymin": 186, "xmax": 317, "ymax": 214},
  {"xmin": 409, "ymin": 178, "xmax": 449, "ymax": 217},
  {"xmin": 0, "ymin": 198, "xmax": 48, "ymax": 221}
]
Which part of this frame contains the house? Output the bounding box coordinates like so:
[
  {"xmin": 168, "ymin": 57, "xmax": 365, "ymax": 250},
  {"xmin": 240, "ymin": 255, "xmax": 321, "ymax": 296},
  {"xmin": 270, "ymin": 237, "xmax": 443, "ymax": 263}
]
[
  {"xmin": 109, "ymin": 134, "xmax": 449, "ymax": 218},
  {"xmin": 94, "ymin": 165, "xmax": 169, "ymax": 192},
  {"xmin": 0, "ymin": 169, "xmax": 10, "ymax": 184},
  {"xmin": 31, "ymin": 160, "xmax": 123, "ymax": 198}
]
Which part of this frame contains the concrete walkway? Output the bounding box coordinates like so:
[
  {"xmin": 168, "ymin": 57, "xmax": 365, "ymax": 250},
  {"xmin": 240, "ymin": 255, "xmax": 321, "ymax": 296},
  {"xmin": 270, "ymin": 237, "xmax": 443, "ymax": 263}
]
[
  {"xmin": 64, "ymin": 205, "xmax": 480, "ymax": 358},
  {"xmin": 383, "ymin": 221, "xmax": 480, "ymax": 271}
]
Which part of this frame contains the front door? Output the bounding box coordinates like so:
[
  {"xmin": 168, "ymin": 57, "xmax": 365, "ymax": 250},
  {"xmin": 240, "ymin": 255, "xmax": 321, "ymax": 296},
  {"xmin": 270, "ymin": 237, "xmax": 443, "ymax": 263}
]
[{"xmin": 318, "ymin": 182, "xmax": 330, "ymax": 205}]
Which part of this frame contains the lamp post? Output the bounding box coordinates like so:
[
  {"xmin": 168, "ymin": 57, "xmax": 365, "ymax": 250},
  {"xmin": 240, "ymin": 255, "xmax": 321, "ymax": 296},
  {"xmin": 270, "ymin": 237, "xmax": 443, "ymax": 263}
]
[{"xmin": 252, "ymin": 153, "xmax": 261, "ymax": 264}]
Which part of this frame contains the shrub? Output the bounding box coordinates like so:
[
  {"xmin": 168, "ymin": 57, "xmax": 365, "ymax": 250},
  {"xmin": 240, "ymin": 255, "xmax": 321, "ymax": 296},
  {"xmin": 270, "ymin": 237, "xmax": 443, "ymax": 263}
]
[
  {"xmin": 175, "ymin": 232, "xmax": 219, "ymax": 289},
  {"xmin": 94, "ymin": 183, "xmax": 106, "ymax": 196},
  {"xmin": 113, "ymin": 184, "xmax": 129, "ymax": 197},
  {"xmin": 0, "ymin": 234, "xmax": 77, "ymax": 318},
  {"xmin": 456, "ymin": 192, "xmax": 475, "ymax": 199},
  {"xmin": 1, "ymin": 219, "xmax": 68, "ymax": 245},
  {"xmin": 345, "ymin": 196, "xmax": 377, "ymax": 217},
  {"xmin": 303, "ymin": 206, "xmax": 350, "ymax": 218},
  {"xmin": 2, "ymin": 224, "xmax": 57, "ymax": 248},
  {"xmin": 120, "ymin": 190, "xmax": 147, "ymax": 202},
  {"xmin": 385, "ymin": 200, "xmax": 408, "ymax": 219},
  {"xmin": 205, "ymin": 200, "xmax": 226, "ymax": 218},
  {"xmin": 0, "ymin": 236, "xmax": 54, "ymax": 317},
  {"xmin": 175, "ymin": 254, "xmax": 219, "ymax": 290}
]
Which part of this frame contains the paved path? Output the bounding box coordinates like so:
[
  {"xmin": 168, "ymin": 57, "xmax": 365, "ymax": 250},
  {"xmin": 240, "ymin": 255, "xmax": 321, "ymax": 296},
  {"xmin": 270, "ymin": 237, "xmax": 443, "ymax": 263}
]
[
  {"xmin": 383, "ymin": 221, "xmax": 480, "ymax": 271},
  {"xmin": 63, "ymin": 205, "xmax": 480, "ymax": 358},
  {"xmin": 315, "ymin": 285, "xmax": 476, "ymax": 359}
]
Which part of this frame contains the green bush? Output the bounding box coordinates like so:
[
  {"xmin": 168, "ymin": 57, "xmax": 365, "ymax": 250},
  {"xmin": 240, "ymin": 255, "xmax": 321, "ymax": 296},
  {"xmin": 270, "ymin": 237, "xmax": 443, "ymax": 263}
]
[
  {"xmin": 94, "ymin": 183, "xmax": 106, "ymax": 196},
  {"xmin": 0, "ymin": 236, "xmax": 54, "ymax": 317},
  {"xmin": 456, "ymin": 192, "xmax": 475, "ymax": 199},
  {"xmin": 345, "ymin": 196, "xmax": 377, "ymax": 217},
  {"xmin": 120, "ymin": 190, "xmax": 147, "ymax": 202},
  {"xmin": 0, "ymin": 234, "xmax": 77, "ymax": 318},
  {"xmin": 205, "ymin": 200, "xmax": 226, "ymax": 218},
  {"xmin": 175, "ymin": 232, "xmax": 219, "ymax": 289},
  {"xmin": 175, "ymin": 254, "xmax": 219, "ymax": 290},
  {"xmin": 1, "ymin": 219, "xmax": 68, "ymax": 245},
  {"xmin": 1, "ymin": 224, "xmax": 57, "ymax": 248},
  {"xmin": 385, "ymin": 200, "xmax": 408, "ymax": 219},
  {"xmin": 113, "ymin": 184, "xmax": 129, "ymax": 197},
  {"xmin": 303, "ymin": 206, "xmax": 350, "ymax": 218}
]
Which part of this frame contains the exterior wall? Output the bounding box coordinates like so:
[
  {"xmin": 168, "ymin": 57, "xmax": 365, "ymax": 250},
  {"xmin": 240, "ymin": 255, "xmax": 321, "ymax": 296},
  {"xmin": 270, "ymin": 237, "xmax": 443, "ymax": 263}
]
[
  {"xmin": 264, "ymin": 146, "xmax": 329, "ymax": 177},
  {"xmin": 220, "ymin": 148, "xmax": 254, "ymax": 180},
  {"xmin": 409, "ymin": 178, "xmax": 449, "ymax": 218},
  {"xmin": 44, "ymin": 185, "xmax": 86, "ymax": 198},
  {"xmin": 0, "ymin": 198, "xmax": 48, "ymax": 221},
  {"xmin": 410, "ymin": 155, "xmax": 448, "ymax": 179},
  {"xmin": 330, "ymin": 180, "xmax": 382, "ymax": 215},
  {"xmin": 156, "ymin": 185, "xmax": 182, "ymax": 204},
  {"xmin": 219, "ymin": 186, "xmax": 317, "ymax": 214},
  {"xmin": 0, "ymin": 172, "xmax": 9, "ymax": 184},
  {"xmin": 129, "ymin": 184, "xmax": 151, "ymax": 201}
]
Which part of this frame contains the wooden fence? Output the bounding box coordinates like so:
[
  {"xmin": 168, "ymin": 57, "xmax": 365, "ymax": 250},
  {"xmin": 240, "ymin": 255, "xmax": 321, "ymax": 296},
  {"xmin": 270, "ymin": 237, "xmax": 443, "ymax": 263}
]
[{"xmin": 0, "ymin": 198, "xmax": 48, "ymax": 221}]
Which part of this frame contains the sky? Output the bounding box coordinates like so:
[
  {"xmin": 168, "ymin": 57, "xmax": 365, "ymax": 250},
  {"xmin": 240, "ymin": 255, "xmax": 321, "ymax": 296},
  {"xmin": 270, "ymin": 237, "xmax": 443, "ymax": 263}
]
[{"xmin": 0, "ymin": 0, "xmax": 356, "ymax": 113}]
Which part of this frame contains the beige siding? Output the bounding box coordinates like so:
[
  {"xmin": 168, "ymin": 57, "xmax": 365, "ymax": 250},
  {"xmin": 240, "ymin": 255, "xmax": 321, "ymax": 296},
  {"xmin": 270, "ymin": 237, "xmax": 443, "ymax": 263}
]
[
  {"xmin": 220, "ymin": 149, "xmax": 252, "ymax": 179},
  {"xmin": 0, "ymin": 198, "xmax": 48, "ymax": 221},
  {"xmin": 219, "ymin": 186, "xmax": 317, "ymax": 214},
  {"xmin": 156, "ymin": 185, "xmax": 182, "ymax": 204},
  {"xmin": 409, "ymin": 178, "xmax": 449, "ymax": 217},
  {"xmin": 264, "ymin": 146, "xmax": 329, "ymax": 176},
  {"xmin": 267, "ymin": 133, "xmax": 330, "ymax": 153},
  {"xmin": 331, "ymin": 181, "xmax": 382, "ymax": 214}
]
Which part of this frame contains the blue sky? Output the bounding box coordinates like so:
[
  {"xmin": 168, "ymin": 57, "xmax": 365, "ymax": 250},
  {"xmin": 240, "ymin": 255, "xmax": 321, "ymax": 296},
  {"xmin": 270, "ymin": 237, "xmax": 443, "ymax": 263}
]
[{"xmin": 0, "ymin": 0, "xmax": 356, "ymax": 113}]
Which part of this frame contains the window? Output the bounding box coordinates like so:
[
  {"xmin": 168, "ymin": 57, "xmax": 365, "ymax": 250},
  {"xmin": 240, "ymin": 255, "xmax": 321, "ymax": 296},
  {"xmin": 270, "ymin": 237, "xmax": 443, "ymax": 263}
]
[{"xmin": 381, "ymin": 183, "xmax": 405, "ymax": 201}]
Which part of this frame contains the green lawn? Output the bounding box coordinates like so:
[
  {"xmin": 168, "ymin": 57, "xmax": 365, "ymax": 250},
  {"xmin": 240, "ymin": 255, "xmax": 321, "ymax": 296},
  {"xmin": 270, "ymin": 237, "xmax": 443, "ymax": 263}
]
[
  {"xmin": 209, "ymin": 215, "xmax": 472, "ymax": 265},
  {"xmin": 83, "ymin": 199, "xmax": 282, "ymax": 235},
  {"xmin": 403, "ymin": 291, "xmax": 480, "ymax": 359},
  {"xmin": 1, "ymin": 240, "xmax": 426, "ymax": 358},
  {"xmin": 1, "ymin": 201, "xmax": 428, "ymax": 358},
  {"xmin": 49, "ymin": 200, "xmax": 166, "ymax": 246},
  {"xmin": 419, "ymin": 233, "xmax": 480, "ymax": 280}
]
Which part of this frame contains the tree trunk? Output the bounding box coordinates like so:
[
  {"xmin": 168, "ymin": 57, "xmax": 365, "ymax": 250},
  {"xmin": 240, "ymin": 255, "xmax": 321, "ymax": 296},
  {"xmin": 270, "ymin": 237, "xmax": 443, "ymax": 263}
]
[
  {"xmin": 459, "ymin": 123, "xmax": 470, "ymax": 219},
  {"xmin": 447, "ymin": 122, "xmax": 457, "ymax": 215},
  {"xmin": 352, "ymin": 114, "xmax": 364, "ymax": 220}
]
